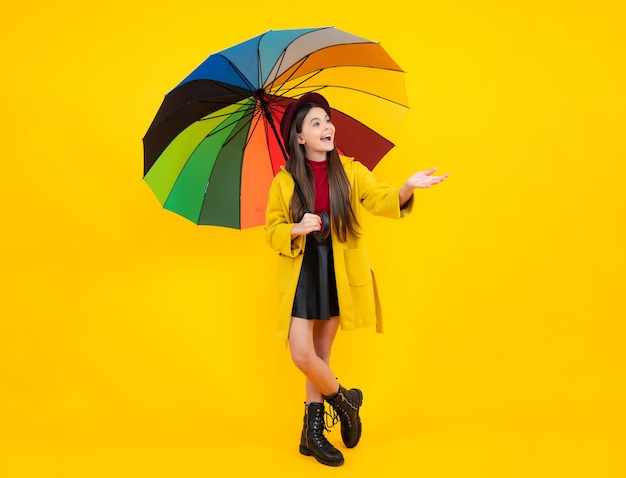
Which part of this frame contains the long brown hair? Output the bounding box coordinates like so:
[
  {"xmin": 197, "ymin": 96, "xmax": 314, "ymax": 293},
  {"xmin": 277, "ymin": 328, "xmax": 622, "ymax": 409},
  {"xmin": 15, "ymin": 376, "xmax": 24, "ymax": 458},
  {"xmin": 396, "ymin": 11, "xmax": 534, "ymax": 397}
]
[{"xmin": 284, "ymin": 102, "xmax": 360, "ymax": 242}]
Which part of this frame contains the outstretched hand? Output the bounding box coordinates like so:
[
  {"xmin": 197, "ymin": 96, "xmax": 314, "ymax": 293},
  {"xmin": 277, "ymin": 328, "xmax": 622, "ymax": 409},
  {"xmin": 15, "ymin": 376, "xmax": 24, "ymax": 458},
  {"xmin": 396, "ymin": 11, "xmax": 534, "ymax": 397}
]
[
  {"xmin": 399, "ymin": 167, "xmax": 449, "ymax": 207},
  {"xmin": 405, "ymin": 167, "xmax": 450, "ymax": 188}
]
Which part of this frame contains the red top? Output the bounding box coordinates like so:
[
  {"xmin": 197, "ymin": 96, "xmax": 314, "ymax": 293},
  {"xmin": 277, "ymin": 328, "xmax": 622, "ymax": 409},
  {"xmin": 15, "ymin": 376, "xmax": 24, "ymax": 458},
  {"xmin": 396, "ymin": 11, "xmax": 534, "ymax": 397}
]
[{"xmin": 307, "ymin": 159, "xmax": 330, "ymax": 215}]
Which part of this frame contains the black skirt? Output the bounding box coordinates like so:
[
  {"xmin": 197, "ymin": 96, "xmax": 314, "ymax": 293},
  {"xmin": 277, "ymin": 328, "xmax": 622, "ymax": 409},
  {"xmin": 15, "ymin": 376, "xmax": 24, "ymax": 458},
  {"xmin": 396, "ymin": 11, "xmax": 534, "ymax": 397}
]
[{"xmin": 291, "ymin": 235, "xmax": 340, "ymax": 320}]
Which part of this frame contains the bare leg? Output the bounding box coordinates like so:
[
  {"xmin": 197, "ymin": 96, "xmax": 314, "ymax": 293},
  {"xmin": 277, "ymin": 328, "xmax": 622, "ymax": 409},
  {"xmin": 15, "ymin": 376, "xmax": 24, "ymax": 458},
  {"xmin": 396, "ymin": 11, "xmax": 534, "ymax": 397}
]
[
  {"xmin": 307, "ymin": 317, "xmax": 341, "ymax": 403},
  {"xmin": 289, "ymin": 316, "xmax": 340, "ymax": 402}
]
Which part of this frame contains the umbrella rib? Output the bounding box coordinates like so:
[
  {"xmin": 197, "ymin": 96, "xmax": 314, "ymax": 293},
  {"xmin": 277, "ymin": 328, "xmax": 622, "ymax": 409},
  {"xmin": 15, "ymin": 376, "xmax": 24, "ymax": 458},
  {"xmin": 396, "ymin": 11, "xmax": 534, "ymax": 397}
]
[
  {"xmin": 268, "ymin": 67, "xmax": 408, "ymax": 108},
  {"xmin": 193, "ymin": 105, "xmax": 257, "ymax": 128},
  {"xmin": 198, "ymin": 102, "xmax": 257, "ymax": 140},
  {"xmin": 147, "ymin": 81, "xmax": 256, "ymax": 137},
  {"xmin": 160, "ymin": 101, "xmax": 257, "ymax": 221},
  {"xmin": 195, "ymin": 107, "xmax": 245, "ymax": 122},
  {"xmin": 265, "ymin": 43, "xmax": 405, "ymax": 94},
  {"xmin": 240, "ymin": 102, "xmax": 266, "ymax": 151},
  {"xmin": 266, "ymin": 56, "xmax": 309, "ymax": 97},
  {"xmin": 265, "ymin": 50, "xmax": 305, "ymax": 90},
  {"xmin": 285, "ymin": 82, "xmax": 409, "ymax": 109},
  {"xmin": 265, "ymin": 57, "xmax": 407, "ymax": 108},
  {"xmin": 213, "ymin": 53, "xmax": 257, "ymax": 91},
  {"xmin": 214, "ymin": 103, "xmax": 258, "ymax": 150},
  {"xmin": 268, "ymin": 67, "xmax": 323, "ymax": 98}
]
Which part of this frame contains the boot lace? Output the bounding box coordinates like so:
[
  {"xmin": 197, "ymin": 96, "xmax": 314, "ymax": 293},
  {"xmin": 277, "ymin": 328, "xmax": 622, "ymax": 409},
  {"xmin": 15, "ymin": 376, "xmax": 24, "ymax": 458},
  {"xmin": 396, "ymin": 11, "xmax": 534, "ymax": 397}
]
[{"xmin": 323, "ymin": 407, "xmax": 340, "ymax": 431}]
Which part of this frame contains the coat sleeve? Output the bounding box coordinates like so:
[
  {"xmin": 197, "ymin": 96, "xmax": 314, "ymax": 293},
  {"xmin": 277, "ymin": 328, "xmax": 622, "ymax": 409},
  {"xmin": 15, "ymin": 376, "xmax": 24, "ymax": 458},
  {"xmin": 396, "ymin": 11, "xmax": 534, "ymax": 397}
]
[
  {"xmin": 354, "ymin": 161, "xmax": 414, "ymax": 218},
  {"xmin": 265, "ymin": 174, "xmax": 306, "ymax": 257}
]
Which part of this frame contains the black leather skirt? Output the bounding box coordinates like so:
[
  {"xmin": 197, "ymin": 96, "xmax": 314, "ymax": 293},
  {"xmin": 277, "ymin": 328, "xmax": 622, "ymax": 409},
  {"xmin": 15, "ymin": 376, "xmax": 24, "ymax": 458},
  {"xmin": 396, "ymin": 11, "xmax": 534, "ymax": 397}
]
[{"xmin": 291, "ymin": 235, "xmax": 340, "ymax": 320}]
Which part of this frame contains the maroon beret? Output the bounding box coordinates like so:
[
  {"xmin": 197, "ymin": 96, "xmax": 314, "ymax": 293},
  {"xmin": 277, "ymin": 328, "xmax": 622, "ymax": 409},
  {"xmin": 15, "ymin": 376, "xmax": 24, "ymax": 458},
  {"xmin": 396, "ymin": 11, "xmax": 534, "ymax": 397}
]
[{"xmin": 279, "ymin": 92, "xmax": 331, "ymax": 148}]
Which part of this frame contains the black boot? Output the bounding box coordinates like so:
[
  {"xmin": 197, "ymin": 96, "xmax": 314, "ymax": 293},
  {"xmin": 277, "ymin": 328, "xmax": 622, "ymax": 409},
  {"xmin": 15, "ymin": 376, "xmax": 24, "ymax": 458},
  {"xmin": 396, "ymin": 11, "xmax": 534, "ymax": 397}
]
[
  {"xmin": 324, "ymin": 385, "xmax": 363, "ymax": 448},
  {"xmin": 299, "ymin": 402, "xmax": 344, "ymax": 466}
]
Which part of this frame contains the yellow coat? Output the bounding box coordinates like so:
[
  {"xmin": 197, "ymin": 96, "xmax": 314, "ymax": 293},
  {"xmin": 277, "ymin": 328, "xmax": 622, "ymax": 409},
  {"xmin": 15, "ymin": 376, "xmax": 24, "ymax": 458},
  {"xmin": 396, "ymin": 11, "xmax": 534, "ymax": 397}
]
[{"xmin": 265, "ymin": 156, "xmax": 414, "ymax": 340}]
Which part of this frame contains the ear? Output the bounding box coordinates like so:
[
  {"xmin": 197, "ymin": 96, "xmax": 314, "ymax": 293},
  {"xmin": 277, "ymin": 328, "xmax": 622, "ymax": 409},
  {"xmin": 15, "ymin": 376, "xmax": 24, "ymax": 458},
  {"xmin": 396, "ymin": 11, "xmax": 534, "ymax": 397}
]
[{"xmin": 296, "ymin": 133, "xmax": 305, "ymax": 144}]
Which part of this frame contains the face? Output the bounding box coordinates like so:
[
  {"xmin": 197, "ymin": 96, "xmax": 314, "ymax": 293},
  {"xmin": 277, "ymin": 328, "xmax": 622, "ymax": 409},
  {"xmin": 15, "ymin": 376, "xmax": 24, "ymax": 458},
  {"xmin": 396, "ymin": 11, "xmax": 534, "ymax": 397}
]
[{"xmin": 296, "ymin": 106, "xmax": 335, "ymax": 159}]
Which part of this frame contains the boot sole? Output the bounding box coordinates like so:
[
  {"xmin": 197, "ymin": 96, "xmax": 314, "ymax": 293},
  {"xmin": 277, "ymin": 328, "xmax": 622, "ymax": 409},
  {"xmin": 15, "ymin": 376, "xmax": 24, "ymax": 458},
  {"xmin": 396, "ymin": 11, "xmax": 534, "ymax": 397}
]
[{"xmin": 299, "ymin": 445, "xmax": 344, "ymax": 467}]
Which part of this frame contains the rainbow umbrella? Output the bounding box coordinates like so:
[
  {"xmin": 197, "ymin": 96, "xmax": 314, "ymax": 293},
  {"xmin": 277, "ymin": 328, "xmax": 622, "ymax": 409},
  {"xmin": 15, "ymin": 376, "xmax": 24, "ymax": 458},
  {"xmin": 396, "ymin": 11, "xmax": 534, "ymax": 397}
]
[{"xmin": 143, "ymin": 26, "xmax": 408, "ymax": 228}]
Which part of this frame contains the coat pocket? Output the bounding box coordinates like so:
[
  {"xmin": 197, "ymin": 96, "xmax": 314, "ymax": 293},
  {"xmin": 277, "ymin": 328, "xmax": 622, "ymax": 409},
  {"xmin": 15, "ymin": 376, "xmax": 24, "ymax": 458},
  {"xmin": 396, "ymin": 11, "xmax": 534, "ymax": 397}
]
[{"xmin": 344, "ymin": 248, "xmax": 372, "ymax": 287}]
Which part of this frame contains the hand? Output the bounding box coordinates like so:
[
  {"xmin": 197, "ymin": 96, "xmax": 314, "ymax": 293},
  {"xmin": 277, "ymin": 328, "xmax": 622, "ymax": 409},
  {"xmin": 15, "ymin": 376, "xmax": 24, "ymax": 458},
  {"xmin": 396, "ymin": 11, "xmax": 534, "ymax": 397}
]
[
  {"xmin": 405, "ymin": 167, "xmax": 450, "ymax": 189},
  {"xmin": 399, "ymin": 167, "xmax": 449, "ymax": 206},
  {"xmin": 291, "ymin": 213, "xmax": 322, "ymax": 237}
]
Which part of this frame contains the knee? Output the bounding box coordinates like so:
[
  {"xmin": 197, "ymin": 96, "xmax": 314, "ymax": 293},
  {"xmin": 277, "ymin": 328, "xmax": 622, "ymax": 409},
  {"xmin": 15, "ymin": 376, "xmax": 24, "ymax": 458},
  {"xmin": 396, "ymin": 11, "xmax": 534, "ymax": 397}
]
[{"xmin": 290, "ymin": 348, "xmax": 316, "ymax": 372}]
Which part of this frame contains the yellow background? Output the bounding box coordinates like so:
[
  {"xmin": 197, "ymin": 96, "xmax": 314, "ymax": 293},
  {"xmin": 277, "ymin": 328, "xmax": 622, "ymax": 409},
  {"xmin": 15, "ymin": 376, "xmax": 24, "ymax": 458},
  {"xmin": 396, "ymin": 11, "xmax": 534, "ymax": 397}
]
[{"xmin": 1, "ymin": 1, "xmax": 625, "ymax": 476}]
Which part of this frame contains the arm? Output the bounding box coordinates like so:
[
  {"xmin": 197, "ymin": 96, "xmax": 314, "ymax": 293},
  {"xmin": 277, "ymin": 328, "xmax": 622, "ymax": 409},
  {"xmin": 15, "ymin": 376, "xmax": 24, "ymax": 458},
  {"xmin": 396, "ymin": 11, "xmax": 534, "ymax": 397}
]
[{"xmin": 355, "ymin": 162, "xmax": 412, "ymax": 218}]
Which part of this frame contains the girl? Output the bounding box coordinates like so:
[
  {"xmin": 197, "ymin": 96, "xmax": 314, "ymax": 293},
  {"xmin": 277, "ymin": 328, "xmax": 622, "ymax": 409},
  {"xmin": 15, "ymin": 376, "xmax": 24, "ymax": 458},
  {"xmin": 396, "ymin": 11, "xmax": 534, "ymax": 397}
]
[{"xmin": 265, "ymin": 92, "xmax": 448, "ymax": 466}]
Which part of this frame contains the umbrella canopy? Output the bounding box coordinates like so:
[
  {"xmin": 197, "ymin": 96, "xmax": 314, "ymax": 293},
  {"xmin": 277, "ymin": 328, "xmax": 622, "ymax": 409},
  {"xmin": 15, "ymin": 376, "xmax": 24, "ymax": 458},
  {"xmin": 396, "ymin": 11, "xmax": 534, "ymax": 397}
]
[{"xmin": 143, "ymin": 26, "xmax": 408, "ymax": 228}]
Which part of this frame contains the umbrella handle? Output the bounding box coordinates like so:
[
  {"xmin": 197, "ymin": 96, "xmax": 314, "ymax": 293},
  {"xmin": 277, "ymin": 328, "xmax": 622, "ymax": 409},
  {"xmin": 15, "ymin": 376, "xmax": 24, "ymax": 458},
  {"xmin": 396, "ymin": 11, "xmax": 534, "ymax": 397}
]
[
  {"xmin": 292, "ymin": 177, "xmax": 330, "ymax": 240},
  {"xmin": 316, "ymin": 211, "xmax": 330, "ymax": 240}
]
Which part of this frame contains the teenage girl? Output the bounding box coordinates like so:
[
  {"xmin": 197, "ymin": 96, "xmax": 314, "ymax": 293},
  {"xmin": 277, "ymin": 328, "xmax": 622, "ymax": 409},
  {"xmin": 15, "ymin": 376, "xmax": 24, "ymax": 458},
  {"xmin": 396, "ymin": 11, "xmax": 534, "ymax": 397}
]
[{"xmin": 265, "ymin": 92, "xmax": 449, "ymax": 466}]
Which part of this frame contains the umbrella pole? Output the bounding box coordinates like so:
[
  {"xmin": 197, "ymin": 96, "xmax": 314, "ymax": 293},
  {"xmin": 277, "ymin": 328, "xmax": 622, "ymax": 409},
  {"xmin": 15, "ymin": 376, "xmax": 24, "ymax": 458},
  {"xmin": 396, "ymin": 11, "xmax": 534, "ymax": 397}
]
[
  {"xmin": 255, "ymin": 91, "xmax": 330, "ymax": 240},
  {"xmin": 255, "ymin": 90, "xmax": 289, "ymax": 162},
  {"xmin": 255, "ymin": 91, "xmax": 310, "ymax": 209}
]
